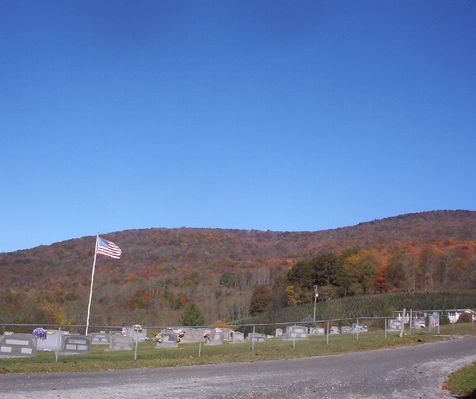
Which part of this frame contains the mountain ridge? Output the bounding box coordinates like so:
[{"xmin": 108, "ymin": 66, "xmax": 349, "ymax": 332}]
[
  {"xmin": 4, "ymin": 209, "xmax": 476, "ymax": 255},
  {"xmin": 1, "ymin": 209, "xmax": 475, "ymax": 326}
]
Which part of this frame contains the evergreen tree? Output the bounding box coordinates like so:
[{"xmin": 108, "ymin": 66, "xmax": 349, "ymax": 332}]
[{"xmin": 180, "ymin": 303, "xmax": 206, "ymax": 326}]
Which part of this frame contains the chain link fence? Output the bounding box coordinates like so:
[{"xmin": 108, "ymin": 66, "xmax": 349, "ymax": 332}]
[{"xmin": 0, "ymin": 310, "xmax": 474, "ymax": 366}]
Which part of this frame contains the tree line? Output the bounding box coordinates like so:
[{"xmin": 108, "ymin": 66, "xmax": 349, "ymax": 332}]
[{"xmin": 249, "ymin": 243, "xmax": 476, "ymax": 315}]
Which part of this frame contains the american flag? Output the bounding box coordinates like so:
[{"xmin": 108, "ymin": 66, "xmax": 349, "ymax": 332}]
[{"xmin": 97, "ymin": 237, "xmax": 122, "ymax": 259}]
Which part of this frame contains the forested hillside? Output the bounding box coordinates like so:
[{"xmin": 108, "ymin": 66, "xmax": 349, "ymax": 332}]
[{"xmin": 1, "ymin": 210, "xmax": 476, "ymax": 326}]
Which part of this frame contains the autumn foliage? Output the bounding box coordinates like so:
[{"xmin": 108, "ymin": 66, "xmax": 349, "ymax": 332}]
[{"xmin": 0, "ymin": 210, "xmax": 475, "ymax": 325}]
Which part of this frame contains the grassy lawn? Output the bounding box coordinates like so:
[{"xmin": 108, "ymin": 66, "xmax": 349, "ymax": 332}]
[
  {"xmin": 447, "ymin": 362, "xmax": 476, "ymax": 398},
  {"xmin": 0, "ymin": 328, "xmax": 452, "ymax": 374}
]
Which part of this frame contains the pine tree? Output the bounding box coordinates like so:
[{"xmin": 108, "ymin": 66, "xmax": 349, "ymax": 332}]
[{"xmin": 180, "ymin": 303, "xmax": 206, "ymax": 326}]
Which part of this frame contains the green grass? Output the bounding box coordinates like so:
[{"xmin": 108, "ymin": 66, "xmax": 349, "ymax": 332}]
[{"xmin": 447, "ymin": 362, "xmax": 476, "ymax": 398}]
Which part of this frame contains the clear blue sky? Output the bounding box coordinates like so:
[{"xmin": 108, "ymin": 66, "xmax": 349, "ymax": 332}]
[{"xmin": 1, "ymin": 1, "xmax": 475, "ymax": 252}]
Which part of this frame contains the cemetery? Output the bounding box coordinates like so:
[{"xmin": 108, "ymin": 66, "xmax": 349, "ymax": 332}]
[{"xmin": 0, "ymin": 308, "xmax": 474, "ymax": 372}]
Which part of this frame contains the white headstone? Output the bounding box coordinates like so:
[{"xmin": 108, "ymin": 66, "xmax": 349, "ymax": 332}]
[
  {"xmin": 231, "ymin": 331, "xmax": 245, "ymax": 344},
  {"xmin": 207, "ymin": 329, "xmax": 224, "ymax": 345},
  {"xmin": 285, "ymin": 325, "xmax": 308, "ymax": 340},
  {"xmin": 36, "ymin": 330, "xmax": 68, "ymax": 351},
  {"xmin": 247, "ymin": 332, "xmax": 266, "ymax": 342},
  {"xmin": 110, "ymin": 335, "xmax": 134, "ymax": 351},
  {"xmin": 309, "ymin": 327, "xmax": 325, "ymax": 335}
]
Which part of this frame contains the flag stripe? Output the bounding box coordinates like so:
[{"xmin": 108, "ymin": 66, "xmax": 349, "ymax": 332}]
[{"xmin": 97, "ymin": 237, "xmax": 122, "ymax": 259}]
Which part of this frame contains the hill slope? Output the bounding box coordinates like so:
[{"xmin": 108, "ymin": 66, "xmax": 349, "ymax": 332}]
[{"xmin": 1, "ymin": 210, "xmax": 476, "ymax": 326}]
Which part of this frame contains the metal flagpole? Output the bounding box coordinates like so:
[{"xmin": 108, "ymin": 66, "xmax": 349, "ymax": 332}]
[{"xmin": 85, "ymin": 234, "xmax": 99, "ymax": 336}]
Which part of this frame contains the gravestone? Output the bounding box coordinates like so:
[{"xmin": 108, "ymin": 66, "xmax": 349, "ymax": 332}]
[
  {"xmin": 131, "ymin": 331, "xmax": 147, "ymax": 342},
  {"xmin": 275, "ymin": 328, "xmax": 283, "ymax": 337},
  {"xmin": 206, "ymin": 329, "xmax": 224, "ymax": 345},
  {"xmin": 448, "ymin": 311, "xmax": 462, "ymax": 324},
  {"xmin": 60, "ymin": 335, "xmax": 91, "ymax": 355},
  {"xmin": 285, "ymin": 325, "xmax": 308, "ymax": 340},
  {"xmin": 231, "ymin": 331, "xmax": 245, "ymax": 344},
  {"xmin": 156, "ymin": 331, "xmax": 178, "ymax": 348},
  {"xmin": 430, "ymin": 312, "xmax": 440, "ymax": 329},
  {"xmin": 388, "ymin": 319, "xmax": 402, "ymax": 332},
  {"xmin": 220, "ymin": 328, "xmax": 234, "ymax": 341},
  {"xmin": 123, "ymin": 326, "xmax": 148, "ymax": 342},
  {"xmin": 36, "ymin": 330, "xmax": 68, "ymax": 351},
  {"xmin": 90, "ymin": 332, "xmax": 110, "ymax": 345},
  {"xmin": 181, "ymin": 328, "xmax": 210, "ymax": 343},
  {"xmin": 329, "ymin": 326, "xmax": 340, "ymax": 335},
  {"xmin": 309, "ymin": 327, "xmax": 325, "ymax": 335},
  {"xmin": 0, "ymin": 333, "xmax": 37, "ymax": 358},
  {"xmin": 110, "ymin": 334, "xmax": 134, "ymax": 351},
  {"xmin": 247, "ymin": 332, "xmax": 266, "ymax": 343}
]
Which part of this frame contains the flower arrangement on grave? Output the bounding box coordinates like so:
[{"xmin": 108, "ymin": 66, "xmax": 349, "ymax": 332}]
[
  {"xmin": 32, "ymin": 327, "xmax": 47, "ymax": 340},
  {"xmin": 153, "ymin": 333, "xmax": 162, "ymax": 343},
  {"xmin": 203, "ymin": 330, "xmax": 212, "ymax": 341},
  {"xmin": 174, "ymin": 328, "xmax": 185, "ymax": 339}
]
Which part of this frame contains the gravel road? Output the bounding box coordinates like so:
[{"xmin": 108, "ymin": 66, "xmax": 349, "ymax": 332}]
[{"xmin": 1, "ymin": 336, "xmax": 475, "ymax": 399}]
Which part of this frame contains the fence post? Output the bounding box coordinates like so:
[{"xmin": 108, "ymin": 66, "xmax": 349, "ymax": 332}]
[
  {"xmin": 251, "ymin": 325, "xmax": 256, "ymax": 353},
  {"xmin": 409, "ymin": 309, "xmax": 413, "ymax": 335},
  {"xmin": 198, "ymin": 340, "xmax": 202, "ymax": 358},
  {"xmin": 400, "ymin": 308, "xmax": 406, "ymax": 339},
  {"xmin": 326, "ymin": 321, "xmax": 329, "ymax": 345},
  {"xmin": 384, "ymin": 318, "xmax": 387, "ymax": 340},
  {"xmin": 55, "ymin": 325, "xmax": 61, "ymax": 363},
  {"xmin": 356, "ymin": 317, "xmax": 359, "ymax": 341},
  {"xmin": 134, "ymin": 338, "xmax": 138, "ymax": 361}
]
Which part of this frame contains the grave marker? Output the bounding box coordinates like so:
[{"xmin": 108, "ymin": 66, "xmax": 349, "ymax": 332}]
[
  {"xmin": 60, "ymin": 335, "xmax": 91, "ymax": 355},
  {"xmin": 156, "ymin": 331, "xmax": 179, "ymax": 349},
  {"xmin": 207, "ymin": 329, "xmax": 224, "ymax": 345},
  {"xmin": 110, "ymin": 334, "xmax": 134, "ymax": 351},
  {"xmin": 247, "ymin": 332, "xmax": 266, "ymax": 343},
  {"xmin": 309, "ymin": 327, "xmax": 325, "ymax": 335},
  {"xmin": 37, "ymin": 330, "xmax": 68, "ymax": 351},
  {"xmin": 285, "ymin": 325, "xmax": 308, "ymax": 340},
  {"xmin": 231, "ymin": 331, "xmax": 245, "ymax": 344},
  {"xmin": 90, "ymin": 332, "xmax": 110, "ymax": 345},
  {"xmin": 0, "ymin": 333, "xmax": 37, "ymax": 358}
]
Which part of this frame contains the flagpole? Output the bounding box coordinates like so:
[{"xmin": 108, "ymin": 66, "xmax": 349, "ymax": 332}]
[{"xmin": 85, "ymin": 234, "xmax": 99, "ymax": 336}]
